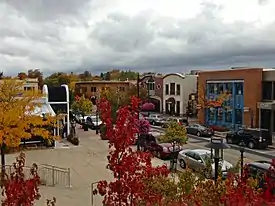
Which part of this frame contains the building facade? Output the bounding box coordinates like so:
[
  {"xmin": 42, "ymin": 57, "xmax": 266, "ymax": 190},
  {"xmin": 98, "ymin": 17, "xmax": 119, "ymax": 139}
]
[
  {"xmin": 258, "ymin": 69, "xmax": 275, "ymax": 144},
  {"xmin": 75, "ymin": 80, "xmax": 131, "ymax": 99},
  {"xmin": 140, "ymin": 73, "xmax": 163, "ymax": 113},
  {"xmin": 198, "ymin": 68, "xmax": 263, "ymax": 131},
  {"xmin": 163, "ymin": 73, "xmax": 197, "ymax": 116}
]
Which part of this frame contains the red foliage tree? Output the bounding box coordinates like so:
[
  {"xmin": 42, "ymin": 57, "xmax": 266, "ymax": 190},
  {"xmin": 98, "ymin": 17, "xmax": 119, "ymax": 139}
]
[
  {"xmin": 96, "ymin": 96, "xmax": 169, "ymax": 205},
  {"xmin": 141, "ymin": 102, "xmax": 155, "ymax": 111},
  {"xmin": 1, "ymin": 152, "xmax": 41, "ymax": 206}
]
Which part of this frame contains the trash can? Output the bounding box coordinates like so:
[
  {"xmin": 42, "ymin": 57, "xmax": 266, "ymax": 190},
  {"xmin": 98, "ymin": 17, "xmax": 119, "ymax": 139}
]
[{"xmin": 83, "ymin": 123, "xmax": 89, "ymax": 131}]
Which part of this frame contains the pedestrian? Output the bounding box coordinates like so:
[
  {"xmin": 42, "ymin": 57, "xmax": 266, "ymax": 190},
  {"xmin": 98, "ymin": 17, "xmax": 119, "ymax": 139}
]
[{"xmin": 62, "ymin": 122, "xmax": 67, "ymax": 139}]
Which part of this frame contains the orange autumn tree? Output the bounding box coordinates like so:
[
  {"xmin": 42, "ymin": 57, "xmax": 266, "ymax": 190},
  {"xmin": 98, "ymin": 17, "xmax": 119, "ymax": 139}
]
[{"xmin": 0, "ymin": 79, "xmax": 57, "ymax": 176}]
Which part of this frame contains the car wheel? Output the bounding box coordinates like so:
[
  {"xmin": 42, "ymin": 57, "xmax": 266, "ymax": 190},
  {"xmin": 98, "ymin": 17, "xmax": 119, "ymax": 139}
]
[
  {"xmin": 248, "ymin": 141, "xmax": 255, "ymax": 149},
  {"xmin": 226, "ymin": 138, "xmax": 233, "ymax": 144},
  {"xmin": 196, "ymin": 131, "xmax": 201, "ymax": 137},
  {"xmin": 179, "ymin": 159, "xmax": 186, "ymax": 169}
]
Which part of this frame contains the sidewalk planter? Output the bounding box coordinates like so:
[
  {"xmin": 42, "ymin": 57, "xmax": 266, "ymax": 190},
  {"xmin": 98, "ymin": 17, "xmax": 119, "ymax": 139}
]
[
  {"xmin": 83, "ymin": 123, "xmax": 89, "ymax": 131},
  {"xmin": 67, "ymin": 134, "xmax": 79, "ymax": 145},
  {"xmin": 100, "ymin": 125, "xmax": 109, "ymax": 140}
]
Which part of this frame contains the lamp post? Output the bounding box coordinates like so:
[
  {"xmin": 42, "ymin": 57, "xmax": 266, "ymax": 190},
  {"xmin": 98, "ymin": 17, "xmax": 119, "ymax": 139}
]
[
  {"xmin": 169, "ymin": 141, "xmax": 178, "ymax": 172},
  {"xmin": 205, "ymin": 138, "xmax": 230, "ymax": 183},
  {"xmin": 239, "ymin": 140, "xmax": 246, "ymax": 178},
  {"xmin": 147, "ymin": 76, "xmax": 154, "ymax": 116},
  {"xmin": 137, "ymin": 73, "xmax": 141, "ymax": 151}
]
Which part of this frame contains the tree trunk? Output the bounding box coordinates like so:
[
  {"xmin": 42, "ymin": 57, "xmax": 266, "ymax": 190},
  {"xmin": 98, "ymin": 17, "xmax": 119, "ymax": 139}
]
[{"xmin": 1, "ymin": 143, "xmax": 6, "ymax": 184}]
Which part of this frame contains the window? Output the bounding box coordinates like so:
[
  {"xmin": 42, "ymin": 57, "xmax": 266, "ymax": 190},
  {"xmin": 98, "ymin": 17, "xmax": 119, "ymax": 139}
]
[
  {"xmin": 235, "ymin": 82, "xmax": 243, "ymax": 95},
  {"xmin": 147, "ymin": 81, "xmax": 155, "ymax": 90},
  {"xmin": 91, "ymin": 87, "xmax": 96, "ymax": 92},
  {"xmin": 262, "ymin": 82, "xmax": 272, "ymax": 100},
  {"xmin": 235, "ymin": 109, "xmax": 243, "ymax": 124},
  {"xmin": 176, "ymin": 84, "xmax": 180, "ymax": 95},
  {"xmin": 217, "ymin": 83, "xmax": 223, "ymax": 94},
  {"xmin": 165, "ymin": 84, "xmax": 169, "ymax": 95},
  {"xmin": 79, "ymin": 87, "xmax": 87, "ymax": 94},
  {"xmin": 217, "ymin": 108, "xmax": 223, "ymax": 121},
  {"xmin": 208, "ymin": 108, "xmax": 216, "ymax": 121},
  {"xmin": 225, "ymin": 110, "xmax": 232, "ymax": 123},
  {"xmin": 119, "ymin": 86, "xmax": 125, "ymax": 92},
  {"xmin": 170, "ymin": 83, "xmax": 175, "ymax": 95},
  {"xmin": 208, "ymin": 83, "xmax": 215, "ymax": 94},
  {"xmin": 224, "ymin": 83, "xmax": 233, "ymax": 94},
  {"xmin": 185, "ymin": 151, "xmax": 195, "ymax": 159}
]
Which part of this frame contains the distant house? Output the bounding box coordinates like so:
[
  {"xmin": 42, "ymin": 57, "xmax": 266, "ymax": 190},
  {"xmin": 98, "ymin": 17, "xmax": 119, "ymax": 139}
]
[{"xmin": 163, "ymin": 73, "xmax": 197, "ymax": 116}]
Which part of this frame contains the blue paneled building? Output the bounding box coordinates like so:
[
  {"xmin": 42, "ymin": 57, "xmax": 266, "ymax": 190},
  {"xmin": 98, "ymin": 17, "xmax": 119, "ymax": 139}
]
[{"xmin": 205, "ymin": 80, "xmax": 244, "ymax": 130}]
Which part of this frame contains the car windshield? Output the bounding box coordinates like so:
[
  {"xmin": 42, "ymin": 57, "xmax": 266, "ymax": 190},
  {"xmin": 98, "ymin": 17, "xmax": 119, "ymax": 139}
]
[{"xmin": 200, "ymin": 153, "xmax": 212, "ymax": 161}]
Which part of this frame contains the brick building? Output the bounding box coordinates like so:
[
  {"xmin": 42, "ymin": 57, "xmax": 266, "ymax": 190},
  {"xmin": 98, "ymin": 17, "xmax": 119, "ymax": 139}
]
[
  {"xmin": 198, "ymin": 68, "xmax": 263, "ymax": 131},
  {"xmin": 75, "ymin": 80, "xmax": 131, "ymax": 99},
  {"xmin": 139, "ymin": 73, "xmax": 163, "ymax": 113}
]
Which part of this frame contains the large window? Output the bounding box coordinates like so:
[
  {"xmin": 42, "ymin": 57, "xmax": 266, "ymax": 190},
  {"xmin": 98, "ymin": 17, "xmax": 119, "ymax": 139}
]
[
  {"xmin": 208, "ymin": 83, "xmax": 215, "ymax": 94},
  {"xmin": 235, "ymin": 109, "xmax": 243, "ymax": 125},
  {"xmin": 165, "ymin": 84, "xmax": 169, "ymax": 95},
  {"xmin": 224, "ymin": 83, "xmax": 233, "ymax": 94},
  {"xmin": 225, "ymin": 110, "xmax": 232, "ymax": 123},
  {"xmin": 176, "ymin": 84, "xmax": 181, "ymax": 95},
  {"xmin": 147, "ymin": 81, "xmax": 155, "ymax": 91},
  {"xmin": 170, "ymin": 83, "xmax": 175, "ymax": 95},
  {"xmin": 91, "ymin": 87, "xmax": 96, "ymax": 92},
  {"xmin": 217, "ymin": 83, "xmax": 223, "ymax": 94},
  {"xmin": 235, "ymin": 82, "xmax": 243, "ymax": 95},
  {"xmin": 208, "ymin": 108, "xmax": 216, "ymax": 121},
  {"xmin": 262, "ymin": 81, "xmax": 272, "ymax": 100},
  {"xmin": 217, "ymin": 108, "xmax": 223, "ymax": 121}
]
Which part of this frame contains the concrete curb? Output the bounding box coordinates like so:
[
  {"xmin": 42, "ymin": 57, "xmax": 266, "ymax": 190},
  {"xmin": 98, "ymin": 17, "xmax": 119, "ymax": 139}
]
[{"xmin": 151, "ymin": 126, "xmax": 275, "ymax": 159}]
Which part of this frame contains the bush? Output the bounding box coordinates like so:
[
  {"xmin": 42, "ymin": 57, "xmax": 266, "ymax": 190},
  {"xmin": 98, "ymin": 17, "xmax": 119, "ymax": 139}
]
[
  {"xmin": 209, "ymin": 125, "xmax": 230, "ymax": 132},
  {"xmin": 100, "ymin": 125, "xmax": 109, "ymax": 140},
  {"xmin": 159, "ymin": 121, "xmax": 188, "ymax": 144}
]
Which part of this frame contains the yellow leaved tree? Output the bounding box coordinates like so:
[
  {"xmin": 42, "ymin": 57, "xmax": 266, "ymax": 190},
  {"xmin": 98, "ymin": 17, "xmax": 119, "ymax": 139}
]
[
  {"xmin": 71, "ymin": 95, "xmax": 93, "ymax": 116},
  {"xmin": 159, "ymin": 121, "xmax": 188, "ymax": 144},
  {"xmin": 0, "ymin": 79, "xmax": 58, "ymax": 175}
]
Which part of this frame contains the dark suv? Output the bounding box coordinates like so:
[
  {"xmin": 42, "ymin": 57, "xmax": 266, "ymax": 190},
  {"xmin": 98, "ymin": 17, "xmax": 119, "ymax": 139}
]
[
  {"xmin": 226, "ymin": 128, "xmax": 269, "ymax": 149},
  {"xmin": 246, "ymin": 161, "xmax": 275, "ymax": 191}
]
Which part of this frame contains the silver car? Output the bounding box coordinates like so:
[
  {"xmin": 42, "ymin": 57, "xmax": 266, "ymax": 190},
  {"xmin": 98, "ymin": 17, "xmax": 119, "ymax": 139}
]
[{"xmin": 177, "ymin": 149, "xmax": 233, "ymax": 178}]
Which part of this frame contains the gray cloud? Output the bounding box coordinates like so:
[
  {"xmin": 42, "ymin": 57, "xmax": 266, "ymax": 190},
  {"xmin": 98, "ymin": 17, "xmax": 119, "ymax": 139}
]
[{"xmin": 1, "ymin": 0, "xmax": 275, "ymax": 76}]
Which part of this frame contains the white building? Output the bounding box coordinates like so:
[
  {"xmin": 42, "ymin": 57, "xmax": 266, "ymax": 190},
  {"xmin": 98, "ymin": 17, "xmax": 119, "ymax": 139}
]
[{"xmin": 163, "ymin": 73, "xmax": 197, "ymax": 116}]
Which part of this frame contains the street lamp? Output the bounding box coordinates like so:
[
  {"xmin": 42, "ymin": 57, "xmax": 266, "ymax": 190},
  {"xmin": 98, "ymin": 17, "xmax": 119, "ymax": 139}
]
[
  {"xmin": 96, "ymin": 107, "xmax": 99, "ymax": 134},
  {"xmin": 147, "ymin": 76, "xmax": 154, "ymax": 116},
  {"xmin": 205, "ymin": 138, "xmax": 230, "ymax": 182},
  {"xmin": 137, "ymin": 73, "xmax": 141, "ymax": 151},
  {"xmin": 170, "ymin": 141, "xmax": 178, "ymax": 172},
  {"xmin": 239, "ymin": 140, "xmax": 246, "ymax": 178}
]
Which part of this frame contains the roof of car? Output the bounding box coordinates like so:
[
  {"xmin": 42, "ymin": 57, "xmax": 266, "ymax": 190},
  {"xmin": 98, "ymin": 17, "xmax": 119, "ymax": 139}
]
[
  {"xmin": 187, "ymin": 149, "xmax": 210, "ymax": 155},
  {"xmin": 248, "ymin": 161, "xmax": 272, "ymax": 170}
]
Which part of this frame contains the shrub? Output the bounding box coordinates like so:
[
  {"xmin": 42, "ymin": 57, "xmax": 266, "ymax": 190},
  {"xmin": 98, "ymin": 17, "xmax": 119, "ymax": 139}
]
[
  {"xmin": 141, "ymin": 102, "xmax": 155, "ymax": 111},
  {"xmin": 159, "ymin": 121, "xmax": 188, "ymax": 144}
]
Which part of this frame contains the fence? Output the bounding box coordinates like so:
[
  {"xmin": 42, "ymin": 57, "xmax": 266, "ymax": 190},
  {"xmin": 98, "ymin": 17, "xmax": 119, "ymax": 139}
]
[
  {"xmin": 4, "ymin": 164, "xmax": 71, "ymax": 188},
  {"xmin": 39, "ymin": 164, "xmax": 71, "ymax": 187}
]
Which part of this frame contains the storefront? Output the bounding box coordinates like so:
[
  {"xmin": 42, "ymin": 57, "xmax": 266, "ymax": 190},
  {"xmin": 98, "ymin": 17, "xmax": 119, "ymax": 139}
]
[{"xmin": 205, "ymin": 80, "xmax": 244, "ymax": 130}]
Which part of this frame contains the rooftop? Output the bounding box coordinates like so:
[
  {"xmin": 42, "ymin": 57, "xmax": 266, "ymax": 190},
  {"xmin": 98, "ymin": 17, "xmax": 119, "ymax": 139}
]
[{"xmin": 75, "ymin": 80, "xmax": 131, "ymax": 84}]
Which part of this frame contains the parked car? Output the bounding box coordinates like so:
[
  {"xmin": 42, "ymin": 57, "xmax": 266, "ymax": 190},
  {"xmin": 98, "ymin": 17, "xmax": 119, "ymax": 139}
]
[
  {"xmin": 246, "ymin": 161, "xmax": 275, "ymax": 192},
  {"xmin": 177, "ymin": 149, "xmax": 233, "ymax": 178},
  {"xmin": 140, "ymin": 133, "xmax": 183, "ymax": 159},
  {"xmin": 86, "ymin": 115, "xmax": 103, "ymax": 129},
  {"xmin": 226, "ymin": 128, "xmax": 269, "ymax": 149},
  {"xmin": 186, "ymin": 124, "xmax": 214, "ymax": 137},
  {"xmin": 161, "ymin": 117, "xmax": 188, "ymax": 128},
  {"xmin": 146, "ymin": 114, "xmax": 164, "ymax": 126}
]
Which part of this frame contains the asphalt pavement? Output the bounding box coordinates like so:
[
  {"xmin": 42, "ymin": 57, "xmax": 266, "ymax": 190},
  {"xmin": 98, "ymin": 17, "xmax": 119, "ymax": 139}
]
[{"xmin": 150, "ymin": 125, "xmax": 274, "ymax": 162}]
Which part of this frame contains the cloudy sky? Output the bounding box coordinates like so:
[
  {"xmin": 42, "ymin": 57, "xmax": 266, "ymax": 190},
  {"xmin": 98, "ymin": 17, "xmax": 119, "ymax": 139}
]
[{"xmin": 1, "ymin": 0, "xmax": 275, "ymax": 76}]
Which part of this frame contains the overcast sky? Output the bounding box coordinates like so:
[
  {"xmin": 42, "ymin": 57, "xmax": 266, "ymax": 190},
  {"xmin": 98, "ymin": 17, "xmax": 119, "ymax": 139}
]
[{"xmin": 1, "ymin": 0, "xmax": 275, "ymax": 76}]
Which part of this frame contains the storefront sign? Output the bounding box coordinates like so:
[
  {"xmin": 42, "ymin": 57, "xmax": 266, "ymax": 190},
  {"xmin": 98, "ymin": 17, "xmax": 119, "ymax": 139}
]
[{"xmin": 257, "ymin": 102, "xmax": 274, "ymax": 110}]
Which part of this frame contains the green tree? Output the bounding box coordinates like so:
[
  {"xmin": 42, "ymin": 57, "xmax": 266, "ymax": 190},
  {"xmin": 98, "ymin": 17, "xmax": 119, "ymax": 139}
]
[
  {"xmin": 71, "ymin": 96, "xmax": 93, "ymax": 116},
  {"xmin": 159, "ymin": 121, "xmax": 188, "ymax": 144},
  {"xmin": 27, "ymin": 69, "xmax": 44, "ymax": 88}
]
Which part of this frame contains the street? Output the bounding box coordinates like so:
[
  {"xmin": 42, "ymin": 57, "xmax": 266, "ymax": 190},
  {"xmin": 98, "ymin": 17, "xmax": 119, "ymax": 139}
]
[{"xmin": 3, "ymin": 127, "xmax": 272, "ymax": 206}]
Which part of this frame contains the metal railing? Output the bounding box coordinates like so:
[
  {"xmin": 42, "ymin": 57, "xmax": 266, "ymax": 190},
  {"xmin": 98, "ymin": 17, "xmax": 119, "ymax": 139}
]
[
  {"xmin": 3, "ymin": 164, "xmax": 71, "ymax": 188},
  {"xmin": 39, "ymin": 164, "xmax": 71, "ymax": 187}
]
